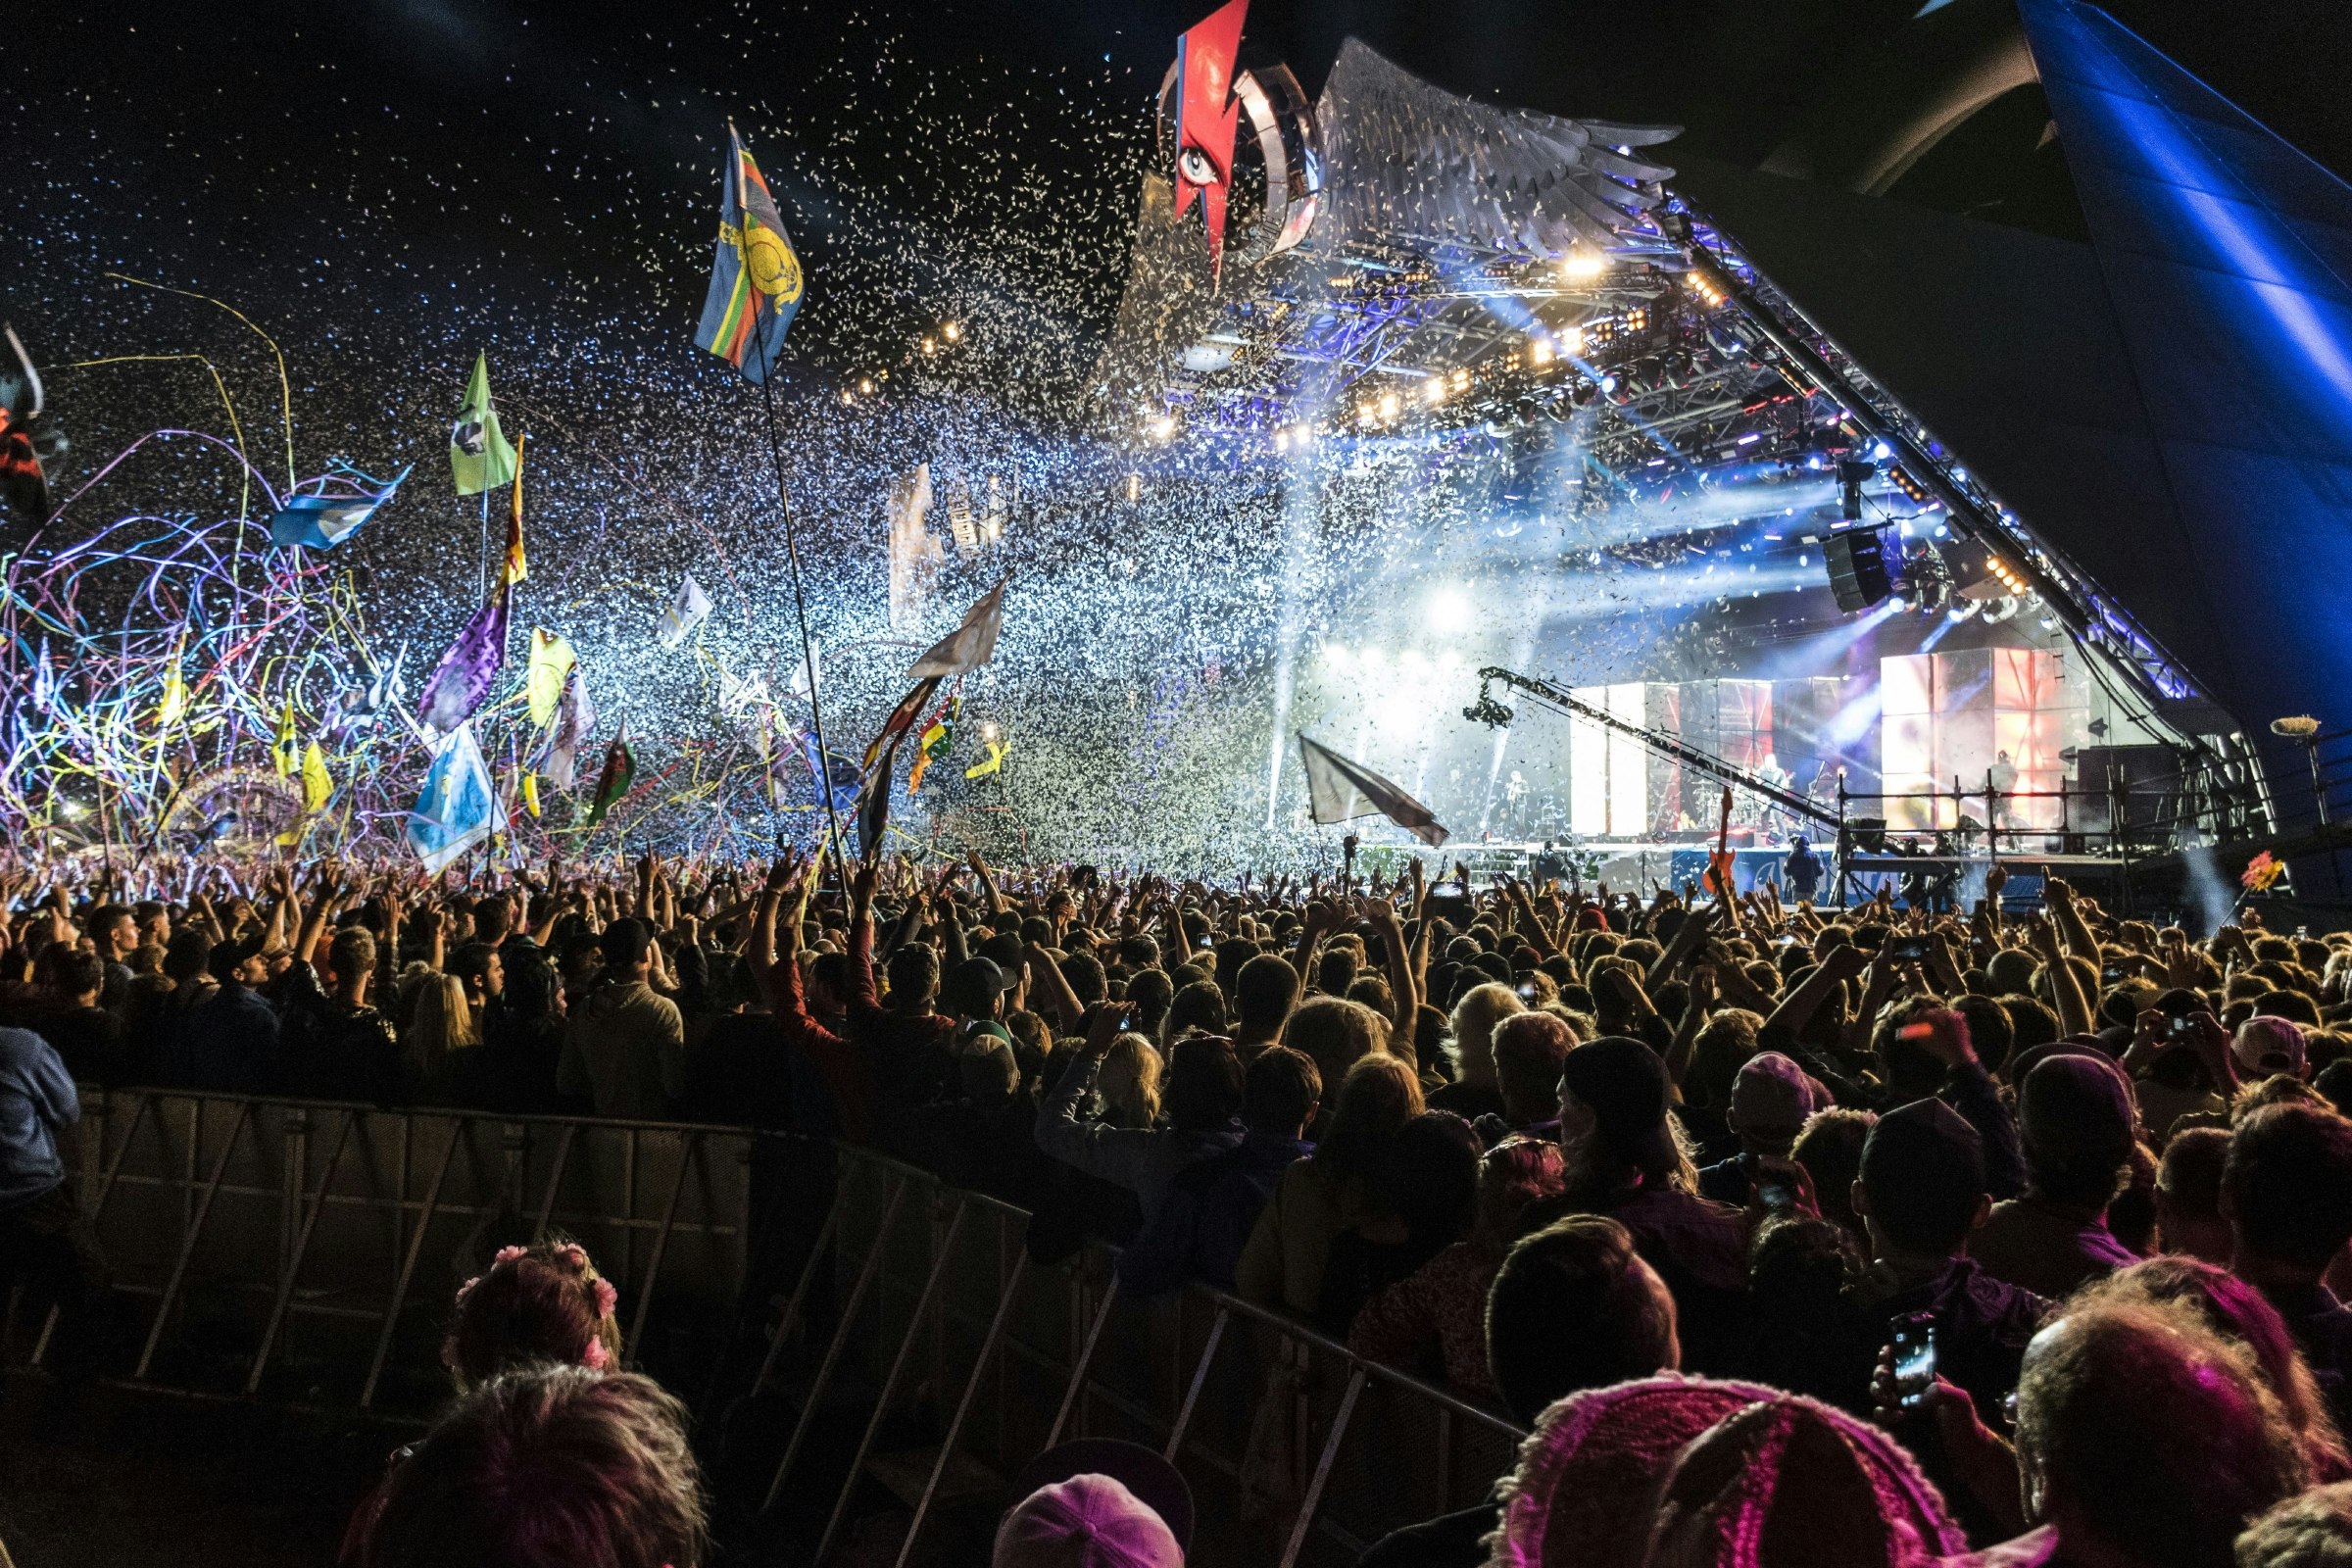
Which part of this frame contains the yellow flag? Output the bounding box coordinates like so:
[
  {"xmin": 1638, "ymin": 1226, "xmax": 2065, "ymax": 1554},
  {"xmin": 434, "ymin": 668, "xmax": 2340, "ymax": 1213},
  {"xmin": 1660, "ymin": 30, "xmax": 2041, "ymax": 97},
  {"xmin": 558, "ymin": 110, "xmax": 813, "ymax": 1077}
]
[
  {"xmin": 274, "ymin": 696, "xmax": 299, "ymax": 778},
  {"xmin": 159, "ymin": 663, "xmax": 189, "ymax": 729},
  {"xmin": 503, "ymin": 432, "xmax": 529, "ymax": 587},
  {"xmin": 302, "ymin": 742, "xmax": 334, "ymax": 811},
  {"xmin": 525, "ymin": 628, "xmax": 575, "ymax": 726},
  {"xmin": 521, "ymin": 772, "xmax": 542, "ymax": 817}
]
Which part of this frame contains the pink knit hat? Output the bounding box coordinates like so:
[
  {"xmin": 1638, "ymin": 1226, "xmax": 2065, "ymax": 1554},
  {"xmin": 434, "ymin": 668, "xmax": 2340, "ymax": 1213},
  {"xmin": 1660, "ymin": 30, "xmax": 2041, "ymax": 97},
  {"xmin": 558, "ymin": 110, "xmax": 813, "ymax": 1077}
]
[
  {"xmin": 1487, "ymin": 1376, "xmax": 1785, "ymax": 1568},
  {"xmin": 1641, "ymin": 1393, "xmax": 1968, "ymax": 1568}
]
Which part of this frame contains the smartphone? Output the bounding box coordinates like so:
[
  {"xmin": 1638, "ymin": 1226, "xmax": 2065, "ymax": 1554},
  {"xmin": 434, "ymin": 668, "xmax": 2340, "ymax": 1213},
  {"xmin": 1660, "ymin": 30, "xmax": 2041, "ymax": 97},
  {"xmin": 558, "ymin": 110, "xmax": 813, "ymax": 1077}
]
[
  {"xmin": 2168, "ymin": 1012, "xmax": 2201, "ymax": 1038},
  {"xmin": 2101, "ymin": 963, "xmax": 2126, "ymax": 984},
  {"xmin": 1890, "ymin": 1312, "xmax": 1937, "ymax": 1409},
  {"xmin": 1740, "ymin": 1152, "xmax": 1796, "ymax": 1214},
  {"xmin": 1890, "ymin": 936, "xmax": 1932, "ymax": 962}
]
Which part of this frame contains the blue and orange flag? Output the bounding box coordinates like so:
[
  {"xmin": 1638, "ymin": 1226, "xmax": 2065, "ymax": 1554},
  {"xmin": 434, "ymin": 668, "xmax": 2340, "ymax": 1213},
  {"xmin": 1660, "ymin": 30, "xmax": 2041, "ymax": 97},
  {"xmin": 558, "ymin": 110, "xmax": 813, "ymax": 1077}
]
[{"xmin": 695, "ymin": 122, "xmax": 803, "ymax": 383}]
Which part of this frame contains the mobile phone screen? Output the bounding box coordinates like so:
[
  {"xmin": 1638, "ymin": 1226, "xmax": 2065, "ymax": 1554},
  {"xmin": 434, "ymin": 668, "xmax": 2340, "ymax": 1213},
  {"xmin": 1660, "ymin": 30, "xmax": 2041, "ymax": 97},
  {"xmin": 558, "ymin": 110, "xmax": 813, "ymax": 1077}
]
[{"xmin": 1890, "ymin": 1315, "xmax": 1937, "ymax": 1408}]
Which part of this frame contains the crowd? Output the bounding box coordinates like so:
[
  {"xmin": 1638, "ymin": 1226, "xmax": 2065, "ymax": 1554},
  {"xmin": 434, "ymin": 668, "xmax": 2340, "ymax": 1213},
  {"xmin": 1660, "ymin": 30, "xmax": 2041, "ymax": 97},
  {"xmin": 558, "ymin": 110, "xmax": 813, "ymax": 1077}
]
[{"xmin": 9, "ymin": 848, "xmax": 2352, "ymax": 1566}]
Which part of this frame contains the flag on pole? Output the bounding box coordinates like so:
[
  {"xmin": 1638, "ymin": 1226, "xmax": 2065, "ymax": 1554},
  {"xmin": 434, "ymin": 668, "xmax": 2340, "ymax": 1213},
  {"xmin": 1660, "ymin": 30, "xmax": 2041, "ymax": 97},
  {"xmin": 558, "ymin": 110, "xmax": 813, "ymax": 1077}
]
[
  {"xmin": 269, "ymin": 467, "xmax": 409, "ymax": 551},
  {"xmin": 694, "ymin": 122, "xmax": 804, "ymax": 383},
  {"xmin": 501, "ymin": 433, "xmax": 529, "ymax": 586},
  {"xmin": 158, "ymin": 655, "xmax": 189, "ymax": 730},
  {"xmin": 803, "ymin": 733, "xmax": 863, "ymax": 815},
  {"xmin": 301, "ymin": 742, "xmax": 334, "ymax": 812},
  {"xmin": 863, "ymin": 675, "xmax": 943, "ymax": 771},
  {"xmin": 273, "ymin": 696, "xmax": 299, "ymax": 778},
  {"xmin": 418, "ymin": 587, "xmax": 511, "ymax": 734},
  {"xmin": 583, "ymin": 726, "xmax": 637, "ymax": 829},
  {"xmin": 408, "ymin": 723, "xmax": 503, "ymax": 874},
  {"xmin": 543, "ymin": 667, "xmax": 596, "ymax": 789},
  {"xmin": 525, "ymin": 628, "xmax": 575, "ymax": 726},
  {"xmin": 856, "ymin": 736, "xmax": 902, "ymax": 863},
  {"xmin": 964, "ymin": 738, "xmax": 1008, "ymax": 780},
  {"xmin": 659, "ymin": 573, "xmax": 712, "ymax": 650},
  {"xmin": 521, "ymin": 772, "xmax": 542, "ymax": 817},
  {"xmin": 1298, "ymin": 734, "xmax": 1451, "ymax": 846},
  {"xmin": 909, "ymin": 695, "xmax": 959, "ymax": 793},
  {"xmin": 450, "ymin": 353, "xmax": 518, "ymax": 497},
  {"xmin": 907, "ymin": 574, "xmax": 1008, "ymax": 678}
]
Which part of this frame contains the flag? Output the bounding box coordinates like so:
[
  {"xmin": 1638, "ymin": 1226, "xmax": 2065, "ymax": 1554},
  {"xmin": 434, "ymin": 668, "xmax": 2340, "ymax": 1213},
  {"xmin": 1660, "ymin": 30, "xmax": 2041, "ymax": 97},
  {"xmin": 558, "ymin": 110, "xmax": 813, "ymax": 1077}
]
[
  {"xmin": 804, "ymin": 733, "xmax": 863, "ymax": 814},
  {"xmin": 269, "ymin": 467, "xmax": 409, "ymax": 551},
  {"xmin": 521, "ymin": 771, "xmax": 542, "ymax": 817},
  {"xmin": 525, "ymin": 628, "xmax": 575, "ymax": 726},
  {"xmin": 301, "ymin": 742, "xmax": 334, "ymax": 812},
  {"xmin": 786, "ymin": 634, "xmax": 822, "ymax": 699},
  {"xmin": 857, "ymin": 735, "xmax": 903, "ymax": 863},
  {"xmin": 964, "ymin": 738, "xmax": 1008, "ymax": 780},
  {"xmin": 583, "ymin": 726, "xmax": 637, "ymax": 829},
  {"xmin": 544, "ymin": 667, "xmax": 596, "ymax": 789},
  {"xmin": 450, "ymin": 352, "xmax": 518, "ymax": 497},
  {"xmin": 418, "ymin": 585, "xmax": 511, "ymax": 734},
  {"xmin": 908, "ymin": 575, "xmax": 1008, "ymax": 678},
  {"xmin": 659, "ymin": 573, "xmax": 712, "ymax": 650},
  {"xmin": 2243, "ymin": 850, "xmax": 2285, "ymax": 892},
  {"xmin": 863, "ymin": 675, "xmax": 942, "ymax": 771},
  {"xmin": 909, "ymin": 695, "xmax": 959, "ymax": 793},
  {"xmin": 501, "ymin": 433, "xmax": 529, "ymax": 586},
  {"xmin": 407, "ymin": 723, "xmax": 503, "ymax": 874},
  {"xmin": 158, "ymin": 658, "xmax": 189, "ymax": 729},
  {"xmin": 1298, "ymin": 734, "xmax": 1450, "ymax": 847},
  {"xmin": 273, "ymin": 696, "xmax": 299, "ymax": 778},
  {"xmin": 694, "ymin": 122, "xmax": 804, "ymax": 383}
]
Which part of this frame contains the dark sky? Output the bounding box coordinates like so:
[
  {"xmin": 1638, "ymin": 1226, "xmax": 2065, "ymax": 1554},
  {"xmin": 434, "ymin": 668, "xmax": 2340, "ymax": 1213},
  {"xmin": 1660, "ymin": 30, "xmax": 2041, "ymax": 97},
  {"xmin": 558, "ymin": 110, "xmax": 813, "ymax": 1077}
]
[{"xmin": 9, "ymin": 0, "xmax": 2350, "ymax": 383}]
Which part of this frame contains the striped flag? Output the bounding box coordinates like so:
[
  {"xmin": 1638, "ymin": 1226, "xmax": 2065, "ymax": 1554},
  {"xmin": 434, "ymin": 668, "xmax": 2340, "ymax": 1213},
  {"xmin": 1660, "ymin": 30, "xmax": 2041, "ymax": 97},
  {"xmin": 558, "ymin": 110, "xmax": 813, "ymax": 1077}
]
[{"xmin": 694, "ymin": 122, "xmax": 804, "ymax": 383}]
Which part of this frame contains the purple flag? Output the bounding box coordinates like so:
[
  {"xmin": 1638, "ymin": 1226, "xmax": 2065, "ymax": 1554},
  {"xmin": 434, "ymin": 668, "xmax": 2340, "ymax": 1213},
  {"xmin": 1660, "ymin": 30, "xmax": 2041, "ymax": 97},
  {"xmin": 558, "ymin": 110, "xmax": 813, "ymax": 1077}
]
[{"xmin": 418, "ymin": 585, "xmax": 511, "ymax": 735}]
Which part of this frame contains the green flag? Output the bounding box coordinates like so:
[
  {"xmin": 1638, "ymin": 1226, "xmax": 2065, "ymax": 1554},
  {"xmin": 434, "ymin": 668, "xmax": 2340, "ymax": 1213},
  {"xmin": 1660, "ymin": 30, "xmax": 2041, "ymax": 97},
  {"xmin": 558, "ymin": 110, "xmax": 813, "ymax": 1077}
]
[{"xmin": 449, "ymin": 352, "xmax": 518, "ymax": 497}]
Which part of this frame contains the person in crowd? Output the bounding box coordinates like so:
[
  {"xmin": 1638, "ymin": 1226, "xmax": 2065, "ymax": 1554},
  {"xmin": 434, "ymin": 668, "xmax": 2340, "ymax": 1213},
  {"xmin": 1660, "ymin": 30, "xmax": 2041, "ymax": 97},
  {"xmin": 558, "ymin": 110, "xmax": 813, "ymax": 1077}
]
[
  {"xmin": 165, "ymin": 934, "xmax": 279, "ymax": 1090},
  {"xmin": 2154, "ymin": 1124, "xmax": 2235, "ymax": 1263},
  {"xmin": 1120, "ymin": 1045, "xmax": 1319, "ymax": 1295},
  {"xmin": 995, "ymin": 1439, "xmax": 1192, "ymax": 1568},
  {"xmin": 0, "ymin": 1019, "xmax": 104, "ymax": 1366},
  {"xmin": 1967, "ymin": 1052, "xmax": 2139, "ymax": 1297},
  {"xmin": 442, "ymin": 1238, "xmax": 623, "ymax": 1390},
  {"xmin": 1035, "ymin": 1005, "xmax": 1244, "ymax": 1216},
  {"xmin": 2236, "ymin": 1484, "xmax": 2352, "ymax": 1568},
  {"xmin": 1693, "ymin": 1050, "xmax": 1819, "ymax": 1204},
  {"xmin": 1239, "ymin": 1053, "xmax": 1420, "ymax": 1320},
  {"xmin": 1358, "ymin": 1213, "xmax": 1686, "ymax": 1568},
  {"xmin": 279, "ymin": 925, "xmax": 403, "ymax": 1103},
  {"xmin": 558, "ymin": 918, "xmax": 686, "ymax": 1118},
  {"xmin": 356, "ymin": 1364, "xmax": 706, "ymax": 1568},
  {"xmin": 2225, "ymin": 1102, "xmax": 2352, "ymax": 1428},
  {"xmin": 1427, "ymin": 981, "xmax": 1523, "ymax": 1121},
  {"xmin": 1487, "ymin": 1010, "xmax": 1575, "ymax": 1140}
]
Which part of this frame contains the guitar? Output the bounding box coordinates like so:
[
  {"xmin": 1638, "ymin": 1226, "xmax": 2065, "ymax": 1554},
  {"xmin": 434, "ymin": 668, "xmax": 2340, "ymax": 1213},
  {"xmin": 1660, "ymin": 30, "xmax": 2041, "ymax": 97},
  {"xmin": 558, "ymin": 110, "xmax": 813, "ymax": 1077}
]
[{"xmin": 1702, "ymin": 786, "xmax": 1741, "ymax": 927}]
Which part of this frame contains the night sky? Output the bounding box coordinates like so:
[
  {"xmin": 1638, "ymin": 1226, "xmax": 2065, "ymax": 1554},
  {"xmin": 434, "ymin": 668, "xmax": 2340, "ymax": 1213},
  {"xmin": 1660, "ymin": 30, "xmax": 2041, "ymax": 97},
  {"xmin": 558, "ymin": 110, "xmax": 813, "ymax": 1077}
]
[{"xmin": 10, "ymin": 0, "xmax": 2350, "ymax": 384}]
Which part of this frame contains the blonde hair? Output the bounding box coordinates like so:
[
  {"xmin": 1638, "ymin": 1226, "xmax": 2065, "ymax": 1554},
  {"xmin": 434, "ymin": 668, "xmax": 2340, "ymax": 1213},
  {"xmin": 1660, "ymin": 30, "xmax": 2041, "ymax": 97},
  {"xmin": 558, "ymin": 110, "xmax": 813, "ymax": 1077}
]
[
  {"xmin": 1097, "ymin": 1034, "xmax": 1163, "ymax": 1128},
  {"xmin": 1448, "ymin": 982, "xmax": 1527, "ymax": 1087},
  {"xmin": 408, "ymin": 973, "xmax": 479, "ymax": 1083}
]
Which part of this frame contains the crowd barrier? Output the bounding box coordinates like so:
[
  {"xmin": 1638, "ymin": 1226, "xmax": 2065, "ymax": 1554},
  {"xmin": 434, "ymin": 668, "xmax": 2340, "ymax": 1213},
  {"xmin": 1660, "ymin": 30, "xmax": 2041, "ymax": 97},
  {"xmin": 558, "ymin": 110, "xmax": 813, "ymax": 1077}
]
[
  {"xmin": 9, "ymin": 1089, "xmax": 758, "ymax": 1417},
  {"xmin": 10, "ymin": 1092, "xmax": 1528, "ymax": 1565}
]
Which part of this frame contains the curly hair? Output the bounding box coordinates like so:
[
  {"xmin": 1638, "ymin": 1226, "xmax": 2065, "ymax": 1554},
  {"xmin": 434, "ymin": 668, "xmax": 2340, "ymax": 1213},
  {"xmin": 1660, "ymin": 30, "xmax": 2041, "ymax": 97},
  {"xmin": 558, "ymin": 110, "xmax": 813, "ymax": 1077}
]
[{"xmin": 443, "ymin": 1238, "xmax": 623, "ymax": 1391}]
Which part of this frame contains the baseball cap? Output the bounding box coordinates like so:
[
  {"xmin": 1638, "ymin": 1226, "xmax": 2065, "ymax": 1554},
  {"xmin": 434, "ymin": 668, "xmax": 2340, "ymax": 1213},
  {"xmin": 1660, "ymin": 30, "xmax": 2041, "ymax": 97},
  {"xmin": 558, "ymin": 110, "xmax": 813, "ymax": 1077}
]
[
  {"xmin": 2233, "ymin": 1017, "xmax": 2308, "ymax": 1078},
  {"xmin": 998, "ymin": 1440, "xmax": 1192, "ymax": 1568},
  {"xmin": 1729, "ymin": 1053, "xmax": 1821, "ymax": 1147},
  {"xmin": 944, "ymin": 956, "xmax": 1012, "ymax": 1017}
]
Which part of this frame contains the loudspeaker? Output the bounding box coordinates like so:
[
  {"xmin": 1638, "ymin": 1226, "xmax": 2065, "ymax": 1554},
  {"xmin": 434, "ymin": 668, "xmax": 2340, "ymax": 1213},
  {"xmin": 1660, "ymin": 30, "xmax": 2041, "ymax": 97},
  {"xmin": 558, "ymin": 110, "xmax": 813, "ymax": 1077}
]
[
  {"xmin": 1850, "ymin": 816, "xmax": 1887, "ymax": 853},
  {"xmin": 1824, "ymin": 528, "xmax": 1891, "ymax": 612},
  {"xmin": 2073, "ymin": 745, "xmax": 2180, "ymax": 835}
]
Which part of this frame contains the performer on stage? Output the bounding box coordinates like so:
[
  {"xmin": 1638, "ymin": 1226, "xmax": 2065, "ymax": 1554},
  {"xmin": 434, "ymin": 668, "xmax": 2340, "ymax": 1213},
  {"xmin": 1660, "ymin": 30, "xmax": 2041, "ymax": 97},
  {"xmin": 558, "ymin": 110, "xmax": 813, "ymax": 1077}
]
[{"xmin": 1784, "ymin": 835, "xmax": 1821, "ymax": 904}]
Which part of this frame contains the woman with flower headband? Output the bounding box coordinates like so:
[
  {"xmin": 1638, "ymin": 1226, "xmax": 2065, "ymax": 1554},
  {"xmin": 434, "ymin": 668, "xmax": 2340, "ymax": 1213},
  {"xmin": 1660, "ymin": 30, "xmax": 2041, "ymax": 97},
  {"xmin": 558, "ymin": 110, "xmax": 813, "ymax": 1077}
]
[{"xmin": 443, "ymin": 1237, "xmax": 623, "ymax": 1390}]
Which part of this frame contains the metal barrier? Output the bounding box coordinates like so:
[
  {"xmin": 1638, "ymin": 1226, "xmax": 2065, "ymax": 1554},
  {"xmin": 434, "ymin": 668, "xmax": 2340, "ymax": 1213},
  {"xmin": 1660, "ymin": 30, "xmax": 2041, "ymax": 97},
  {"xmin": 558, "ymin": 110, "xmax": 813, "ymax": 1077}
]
[
  {"xmin": 19, "ymin": 1089, "xmax": 759, "ymax": 1419},
  {"xmin": 18, "ymin": 1094, "xmax": 1529, "ymax": 1562},
  {"xmin": 750, "ymin": 1143, "xmax": 1527, "ymax": 1568}
]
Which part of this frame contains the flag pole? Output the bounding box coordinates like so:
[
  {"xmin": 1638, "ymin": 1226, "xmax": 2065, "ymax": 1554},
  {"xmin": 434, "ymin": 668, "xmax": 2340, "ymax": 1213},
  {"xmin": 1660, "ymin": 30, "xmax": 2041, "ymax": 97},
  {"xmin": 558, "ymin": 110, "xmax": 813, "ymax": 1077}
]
[{"xmin": 733, "ymin": 135, "xmax": 849, "ymax": 870}]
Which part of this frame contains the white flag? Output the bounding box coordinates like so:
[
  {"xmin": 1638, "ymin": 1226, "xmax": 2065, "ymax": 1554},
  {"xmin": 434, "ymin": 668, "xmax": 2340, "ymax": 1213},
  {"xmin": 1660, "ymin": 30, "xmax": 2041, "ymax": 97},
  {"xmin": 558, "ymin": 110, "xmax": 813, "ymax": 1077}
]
[
  {"xmin": 659, "ymin": 573, "xmax": 712, "ymax": 650},
  {"xmin": 1298, "ymin": 734, "xmax": 1450, "ymax": 847},
  {"xmin": 543, "ymin": 668, "xmax": 596, "ymax": 790},
  {"xmin": 908, "ymin": 575, "xmax": 1008, "ymax": 679}
]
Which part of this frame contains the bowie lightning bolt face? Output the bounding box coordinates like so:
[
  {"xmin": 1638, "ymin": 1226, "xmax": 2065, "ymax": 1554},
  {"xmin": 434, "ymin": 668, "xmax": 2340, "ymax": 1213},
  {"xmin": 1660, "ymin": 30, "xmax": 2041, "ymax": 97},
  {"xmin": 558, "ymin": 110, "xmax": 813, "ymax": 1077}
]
[{"xmin": 1173, "ymin": 0, "xmax": 1249, "ymax": 283}]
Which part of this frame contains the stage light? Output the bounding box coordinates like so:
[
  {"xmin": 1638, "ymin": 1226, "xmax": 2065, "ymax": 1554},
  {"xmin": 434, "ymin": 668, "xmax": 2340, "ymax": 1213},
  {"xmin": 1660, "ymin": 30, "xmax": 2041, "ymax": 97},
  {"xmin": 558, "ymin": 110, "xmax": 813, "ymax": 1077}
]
[
  {"xmin": 1530, "ymin": 338, "xmax": 1555, "ymax": 367},
  {"xmin": 1291, "ymin": 422, "xmax": 1314, "ymax": 447},
  {"xmin": 1562, "ymin": 324, "xmax": 1585, "ymax": 355},
  {"xmin": 981, "ymin": 720, "xmax": 1000, "ymax": 741},
  {"xmin": 1561, "ymin": 248, "xmax": 1607, "ymax": 279},
  {"xmin": 1357, "ymin": 403, "xmax": 1378, "ymax": 428},
  {"xmin": 1398, "ymin": 648, "xmax": 1428, "ymax": 674},
  {"xmin": 858, "ymin": 376, "xmax": 876, "ymax": 395},
  {"xmin": 942, "ymin": 320, "xmax": 962, "ymax": 342},
  {"xmin": 921, "ymin": 336, "xmax": 938, "ymax": 355},
  {"xmin": 1151, "ymin": 414, "xmax": 1178, "ymax": 441},
  {"xmin": 1379, "ymin": 390, "xmax": 1401, "ymax": 420},
  {"xmin": 840, "ymin": 389, "xmax": 854, "ymax": 405},
  {"xmin": 1427, "ymin": 586, "xmax": 1471, "ymax": 635},
  {"xmin": 1126, "ymin": 473, "xmax": 1141, "ymax": 501},
  {"xmin": 1323, "ymin": 645, "xmax": 1350, "ymax": 669},
  {"xmin": 1451, "ymin": 367, "xmax": 1469, "ymax": 390},
  {"xmin": 1359, "ymin": 647, "xmax": 1388, "ymax": 671},
  {"xmin": 1274, "ymin": 429, "xmax": 1291, "ymax": 452},
  {"xmin": 1872, "ymin": 440, "xmax": 1892, "ymax": 460},
  {"xmin": 1423, "ymin": 376, "xmax": 1447, "ymax": 407}
]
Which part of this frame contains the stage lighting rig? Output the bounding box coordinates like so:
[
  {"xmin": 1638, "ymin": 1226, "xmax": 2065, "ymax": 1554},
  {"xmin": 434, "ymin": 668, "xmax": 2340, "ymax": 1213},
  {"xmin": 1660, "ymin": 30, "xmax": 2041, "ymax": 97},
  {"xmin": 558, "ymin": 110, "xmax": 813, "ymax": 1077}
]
[
  {"xmin": 1838, "ymin": 459, "xmax": 1874, "ymax": 520},
  {"xmin": 1464, "ymin": 680, "xmax": 1515, "ymax": 728}
]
